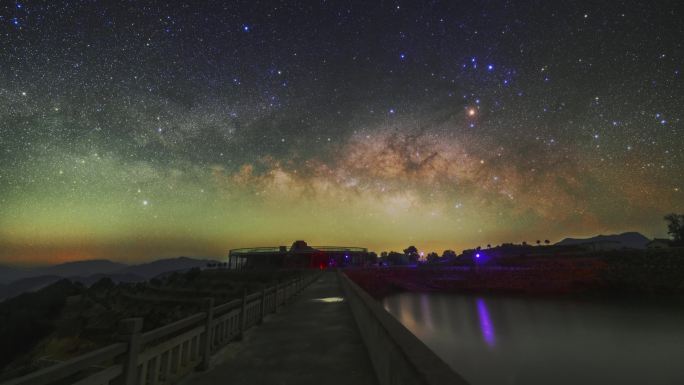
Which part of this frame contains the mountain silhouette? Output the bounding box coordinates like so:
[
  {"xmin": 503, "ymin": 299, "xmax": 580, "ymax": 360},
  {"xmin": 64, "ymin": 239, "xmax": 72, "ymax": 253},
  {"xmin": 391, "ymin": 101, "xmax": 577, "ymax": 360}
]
[
  {"xmin": 118, "ymin": 256, "xmax": 218, "ymax": 279},
  {"xmin": 0, "ymin": 257, "xmax": 220, "ymax": 301},
  {"xmin": 555, "ymin": 232, "xmax": 650, "ymax": 249}
]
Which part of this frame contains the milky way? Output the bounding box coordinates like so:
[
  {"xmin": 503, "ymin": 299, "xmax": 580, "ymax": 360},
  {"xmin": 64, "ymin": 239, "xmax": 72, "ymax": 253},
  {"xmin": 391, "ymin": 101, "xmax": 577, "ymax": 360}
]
[{"xmin": 0, "ymin": 1, "xmax": 682, "ymax": 264}]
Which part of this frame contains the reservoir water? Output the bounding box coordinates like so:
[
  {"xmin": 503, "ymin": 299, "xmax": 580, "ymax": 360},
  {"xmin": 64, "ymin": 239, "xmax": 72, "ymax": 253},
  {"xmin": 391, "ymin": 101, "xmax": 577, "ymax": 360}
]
[{"xmin": 382, "ymin": 292, "xmax": 684, "ymax": 385}]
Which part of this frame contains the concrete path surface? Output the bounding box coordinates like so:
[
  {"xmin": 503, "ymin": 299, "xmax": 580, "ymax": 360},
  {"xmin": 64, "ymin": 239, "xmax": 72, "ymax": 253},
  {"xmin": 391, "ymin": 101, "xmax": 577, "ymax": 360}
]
[{"xmin": 183, "ymin": 272, "xmax": 378, "ymax": 385}]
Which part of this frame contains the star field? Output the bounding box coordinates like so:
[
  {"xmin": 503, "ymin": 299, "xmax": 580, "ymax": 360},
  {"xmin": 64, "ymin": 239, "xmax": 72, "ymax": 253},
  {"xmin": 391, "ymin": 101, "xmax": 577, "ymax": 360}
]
[{"xmin": 0, "ymin": 1, "xmax": 682, "ymax": 264}]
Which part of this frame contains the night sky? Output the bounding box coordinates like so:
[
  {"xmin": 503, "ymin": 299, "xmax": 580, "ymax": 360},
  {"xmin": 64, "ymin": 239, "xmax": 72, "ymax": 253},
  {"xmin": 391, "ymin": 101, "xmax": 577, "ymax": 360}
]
[{"xmin": 1, "ymin": 1, "xmax": 682, "ymax": 265}]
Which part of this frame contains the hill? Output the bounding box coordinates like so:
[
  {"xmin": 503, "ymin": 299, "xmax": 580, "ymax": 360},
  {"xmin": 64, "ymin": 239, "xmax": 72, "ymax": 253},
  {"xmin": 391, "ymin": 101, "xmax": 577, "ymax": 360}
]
[
  {"xmin": 0, "ymin": 276, "xmax": 63, "ymax": 302},
  {"xmin": 0, "ymin": 265, "xmax": 31, "ymax": 285},
  {"xmin": 0, "ymin": 279, "xmax": 83, "ymax": 375},
  {"xmin": 118, "ymin": 257, "xmax": 219, "ymax": 279},
  {"xmin": 0, "ymin": 257, "xmax": 219, "ymax": 302},
  {"xmin": 556, "ymin": 232, "xmax": 650, "ymax": 249},
  {"xmin": 37, "ymin": 260, "xmax": 128, "ymax": 278},
  {"xmin": 0, "ymin": 260, "xmax": 127, "ymax": 285}
]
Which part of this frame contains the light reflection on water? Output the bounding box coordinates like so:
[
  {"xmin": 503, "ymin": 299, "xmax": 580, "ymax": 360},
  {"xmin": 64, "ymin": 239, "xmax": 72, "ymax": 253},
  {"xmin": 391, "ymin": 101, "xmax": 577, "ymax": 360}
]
[
  {"xmin": 476, "ymin": 298, "xmax": 496, "ymax": 347},
  {"xmin": 383, "ymin": 293, "xmax": 684, "ymax": 385}
]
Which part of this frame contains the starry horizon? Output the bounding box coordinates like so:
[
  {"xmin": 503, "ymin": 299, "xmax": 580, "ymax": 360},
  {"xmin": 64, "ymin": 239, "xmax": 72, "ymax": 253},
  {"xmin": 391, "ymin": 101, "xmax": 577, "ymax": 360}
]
[{"xmin": 1, "ymin": 1, "xmax": 682, "ymax": 265}]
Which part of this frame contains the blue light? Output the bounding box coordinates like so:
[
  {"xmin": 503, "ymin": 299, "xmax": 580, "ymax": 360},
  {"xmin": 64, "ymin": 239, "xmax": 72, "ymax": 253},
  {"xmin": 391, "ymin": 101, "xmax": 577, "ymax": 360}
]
[
  {"xmin": 475, "ymin": 253, "xmax": 481, "ymax": 258},
  {"xmin": 242, "ymin": 24, "xmax": 250, "ymax": 32},
  {"xmin": 11, "ymin": 17, "xmax": 19, "ymax": 26},
  {"xmin": 399, "ymin": 52, "xmax": 406, "ymax": 60},
  {"xmin": 487, "ymin": 64, "xmax": 494, "ymax": 71}
]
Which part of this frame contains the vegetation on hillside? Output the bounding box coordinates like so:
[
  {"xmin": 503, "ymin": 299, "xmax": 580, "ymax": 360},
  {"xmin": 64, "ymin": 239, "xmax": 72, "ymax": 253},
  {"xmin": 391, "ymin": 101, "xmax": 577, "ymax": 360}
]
[{"xmin": 0, "ymin": 268, "xmax": 301, "ymax": 380}]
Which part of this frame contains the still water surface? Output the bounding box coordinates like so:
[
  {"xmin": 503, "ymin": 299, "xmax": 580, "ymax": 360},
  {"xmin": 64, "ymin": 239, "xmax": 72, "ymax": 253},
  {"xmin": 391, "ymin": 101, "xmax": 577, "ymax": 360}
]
[{"xmin": 382, "ymin": 292, "xmax": 684, "ymax": 385}]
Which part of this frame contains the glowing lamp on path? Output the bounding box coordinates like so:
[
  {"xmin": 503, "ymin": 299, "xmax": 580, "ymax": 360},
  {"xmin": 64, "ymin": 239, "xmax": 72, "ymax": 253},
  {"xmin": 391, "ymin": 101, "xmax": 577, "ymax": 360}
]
[{"xmin": 475, "ymin": 253, "xmax": 481, "ymax": 259}]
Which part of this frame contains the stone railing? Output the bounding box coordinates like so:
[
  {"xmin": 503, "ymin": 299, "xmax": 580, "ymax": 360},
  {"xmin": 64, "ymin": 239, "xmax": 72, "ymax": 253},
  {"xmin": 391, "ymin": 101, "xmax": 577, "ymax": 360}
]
[
  {"xmin": 338, "ymin": 272, "xmax": 469, "ymax": 385},
  {"xmin": 1, "ymin": 272, "xmax": 320, "ymax": 385}
]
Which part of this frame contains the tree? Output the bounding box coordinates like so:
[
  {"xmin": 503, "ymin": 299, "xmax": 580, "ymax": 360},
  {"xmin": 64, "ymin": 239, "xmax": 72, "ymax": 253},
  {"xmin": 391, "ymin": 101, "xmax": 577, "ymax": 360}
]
[
  {"xmin": 426, "ymin": 252, "xmax": 440, "ymax": 264},
  {"xmin": 536, "ymin": 240, "xmax": 541, "ymax": 246},
  {"xmin": 544, "ymin": 239, "xmax": 550, "ymax": 245},
  {"xmin": 522, "ymin": 241, "xmax": 528, "ymax": 246},
  {"xmin": 403, "ymin": 246, "xmax": 419, "ymax": 264},
  {"xmin": 665, "ymin": 214, "xmax": 684, "ymax": 242},
  {"xmin": 368, "ymin": 252, "xmax": 378, "ymax": 264},
  {"xmin": 90, "ymin": 277, "xmax": 115, "ymax": 292},
  {"xmin": 486, "ymin": 244, "xmax": 491, "ymax": 249},
  {"xmin": 442, "ymin": 250, "xmax": 457, "ymax": 259},
  {"xmin": 387, "ymin": 251, "xmax": 408, "ymax": 265}
]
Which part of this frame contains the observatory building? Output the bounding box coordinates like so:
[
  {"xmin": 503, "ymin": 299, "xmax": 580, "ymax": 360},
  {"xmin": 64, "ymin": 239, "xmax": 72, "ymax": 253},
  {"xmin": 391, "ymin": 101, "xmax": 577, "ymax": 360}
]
[{"xmin": 228, "ymin": 240, "xmax": 373, "ymax": 270}]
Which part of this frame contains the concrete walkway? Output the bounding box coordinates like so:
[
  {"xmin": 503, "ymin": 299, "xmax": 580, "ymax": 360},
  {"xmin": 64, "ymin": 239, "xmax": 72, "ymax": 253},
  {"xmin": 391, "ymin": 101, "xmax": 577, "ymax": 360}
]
[{"xmin": 184, "ymin": 272, "xmax": 378, "ymax": 385}]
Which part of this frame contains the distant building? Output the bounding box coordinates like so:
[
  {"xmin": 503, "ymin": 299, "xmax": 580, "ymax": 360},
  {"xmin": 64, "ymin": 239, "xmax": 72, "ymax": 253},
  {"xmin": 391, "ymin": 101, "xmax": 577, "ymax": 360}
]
[
  {"xmin": 646, "ymin": 239, "xmax": 673, "ymax": 249},
  {"xmin": 228, "ymin": 240, "xmax": 372, "ymax": 270}
]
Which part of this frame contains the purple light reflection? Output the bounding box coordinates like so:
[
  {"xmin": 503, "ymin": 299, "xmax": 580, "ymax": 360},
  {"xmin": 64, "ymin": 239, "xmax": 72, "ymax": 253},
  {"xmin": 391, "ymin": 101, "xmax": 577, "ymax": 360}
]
[{"xmin": 476, "ymin": 298, "xmax": 496, "ymax": 347}]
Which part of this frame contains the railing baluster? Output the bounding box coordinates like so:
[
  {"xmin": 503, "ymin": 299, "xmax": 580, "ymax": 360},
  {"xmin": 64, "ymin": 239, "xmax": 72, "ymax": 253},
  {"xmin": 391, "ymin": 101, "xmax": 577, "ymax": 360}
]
[
  {"xmin": 149, "ymin": 356, "xmax": 159, "ymax": 385},
  {"xmin": 172, "ymin": 345, "xmax": 181, "ymax": 374},
  {"xmin": 118, "ymin": 318, "xmax": 143, "ymax": 385},
  {"xmin": 162, "ymin": 351, "xmax": 171, "ymax": 382},
  {"xmin": 200, "ymin": 298, "xmax": 214, "ymax": 371},
  {"xmin": 237, "ymin": 289, "xmax": 247, "ymax": 340},
  {"xmin": 138, "ymin": 360, "xmax": 148, "ymax": 385}
]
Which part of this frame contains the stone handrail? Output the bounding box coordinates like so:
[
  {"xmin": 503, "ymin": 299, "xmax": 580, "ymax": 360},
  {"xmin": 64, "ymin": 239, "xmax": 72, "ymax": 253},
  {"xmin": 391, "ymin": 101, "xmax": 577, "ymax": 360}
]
[
  {"xmin": 1, "ymin": 272, "xmax": 320, "ymax": 385},
  {"xmin": 1, "ymin": 343, "xmax": 127, "ymax": 385},
  {"xmin": 338, "ymin": 272, "xmax": 470, "ymax": 385}
]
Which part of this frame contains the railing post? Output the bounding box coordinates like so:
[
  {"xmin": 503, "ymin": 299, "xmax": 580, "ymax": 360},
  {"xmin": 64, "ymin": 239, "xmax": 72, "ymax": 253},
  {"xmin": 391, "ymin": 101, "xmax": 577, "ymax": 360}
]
[
  {"xmin": 200, "ymin": 298, "xmax": 214, "ymax": 371},
  {"xmin": 287, "ymin": 279, "xmax": 291, "ymax": 298},
  {"xmin": 237, "ymin": 289, "xmax": 248, "ymax": 340},
  {"xmin": 119, "ymin": 318, "xmax": 143, "ymax": 385},
  {"xmin": 258, "ymin": 287, "xmax": 267, "ymax": 325}
]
